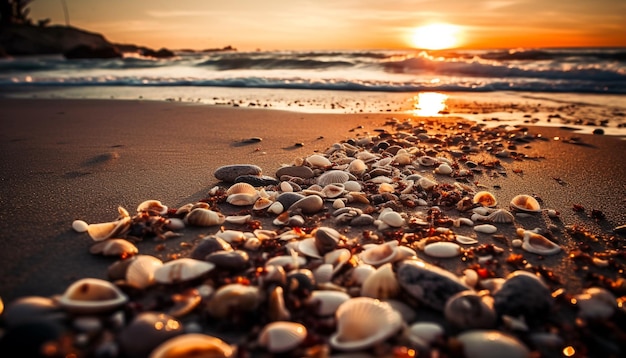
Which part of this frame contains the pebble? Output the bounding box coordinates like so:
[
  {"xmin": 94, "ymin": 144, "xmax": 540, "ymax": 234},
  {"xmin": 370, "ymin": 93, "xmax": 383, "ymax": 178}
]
[
  {"xmin": 234, "ymin": 175, "xmax": 279, "ymax": 186},
  {"xmin": 213, "ymin": 164, "xmax": 262, "ymax": 182},
  {"xmin": 275, "ymin": 165, "xmax": 315, "ymax": 179}
]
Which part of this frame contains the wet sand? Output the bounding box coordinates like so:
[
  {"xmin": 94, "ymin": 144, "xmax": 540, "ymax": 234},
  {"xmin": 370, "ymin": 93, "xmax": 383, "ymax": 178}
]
[{"xmin": 0, "ymin": 98, "xmax": 625, "ymax": 356}]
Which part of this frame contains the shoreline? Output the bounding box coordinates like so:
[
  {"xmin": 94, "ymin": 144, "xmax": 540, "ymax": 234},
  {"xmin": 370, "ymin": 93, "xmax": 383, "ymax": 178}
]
[{"xmin": 1, "ymin": 97, "xmax": 625, "ymax": 356}]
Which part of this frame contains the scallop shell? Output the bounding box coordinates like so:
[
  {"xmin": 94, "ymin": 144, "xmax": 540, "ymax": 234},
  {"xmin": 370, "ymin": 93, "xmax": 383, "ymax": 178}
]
[
  {"xmin": 516, "ymin": 228, "xmax": 561, "ymax": 255},
  {"xmin": 348, "ymin": 159, "xmax": 368, "ymax": 176},
  {"xmin": 485, "ymin": 209, "xmax": 515, "ymax": 223},
  {"xmin": 58, "ymin": 278, "xmax": 127, "ymax": 314},
  {"xmin": 307, "ymin": 290, "xmax": 351, "ymax": 316},
  {"xmin": 306, "ymin": 154, "xmax": 332, "ymax": 168},
  {"xmin": 317, "ymin": 170, "xmax": 350, "ymax": 186},
  {"xmin": 473, "ymin": 191, "xmax": 497, "ymax": 207},
  {"xmin": 258, "ymin": 321, "xmax": 307, "ymax": 353},
  {"xmin": 136, "ymin": 199, "xmax": 168, "ymax": 215},
  {"xmin": 87, "ymin": 216, "xmax": 131, "ymax": 242},
  {"xmin": 361, "ymin": 263, "xmax": 399, "ymax": 299},
  {"xmin": 457, "ymin": 330, "xmax": 530, "ymax": 358},
  {"xmin": 510, "ymin": 194, "xmax": 541, "ymax": 212},
  {"xmin": 154, "ymin": 258, "xmax": 215, "ymax": 284},
  {"xmin": 474, "ymin": 224, "xmax": 497, "ymax": 234},
  {"xmin": 359, "ymin": 241, "xmax": 400, "ymax": 267},
  {"xmin": 90, "ymin": 239, "xmax": 138, "ymax": 257},
  {"xmin": 424, "ymin": 242, "xmax": 462, "ymax": 258},
  {"xmin": 330, "ymin": 297, "xmax": 403, "ymax": 351},
  {"xmin": 149, "ymin": 333, "xmax": 235, "ymax": 358},
  {"xmin": 185, "ymin": 208, "xmax": 226, "ymax": 226},
  {"xmin": 72, "ymin": 219, "xmax": 89, "ymax": 233},
  {"xmin": 126, "ymin": 255, "xmax": 163, "ymax": 289}
]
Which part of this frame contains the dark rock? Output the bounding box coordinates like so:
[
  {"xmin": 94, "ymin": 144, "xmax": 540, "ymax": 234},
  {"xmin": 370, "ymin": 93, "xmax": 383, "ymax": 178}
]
[
  {"xmin": 276, "ymin": 165, "xmax": 315, "ymax": 179},
  {"xmin": 63, "ymin": 44, "xmax": 122, "ymax": 59},
  {"xmin": 214, "ymin": 164, "xmax": 262, "ymax": 182},
  {"xmin": 0, "ymin": 25, "xmax": 113, "ymax": 56},
  {"xmin": 592, "ymin": 128, "xmax": 605, "ymax": 135},
  {"xmin": 276, "ymin": 192, "xmax": 305, "ymax": 210},
  {"xmin": 206, "ymin": 250, "xmax": 250, "ymax": 271},
  {"xmin": 140, "ymin": 47, "xmax": 175, "ymax": 58},
  {"xmin": 493, "ymin": 271, "xmax": 552, "ymax": 323},
  {"xmin": 234, "ymin": 175, "xmax": 279, "ymax": 186},
  {"xmin": 190, "ymin": 236, "xmax": 233, "ymax": 260}
]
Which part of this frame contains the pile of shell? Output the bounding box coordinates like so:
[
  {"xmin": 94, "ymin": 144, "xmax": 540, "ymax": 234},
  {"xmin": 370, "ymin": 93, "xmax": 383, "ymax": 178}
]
[{"xmin": 1, "ymin": 118, "xmax": 624, "ymax": 357}]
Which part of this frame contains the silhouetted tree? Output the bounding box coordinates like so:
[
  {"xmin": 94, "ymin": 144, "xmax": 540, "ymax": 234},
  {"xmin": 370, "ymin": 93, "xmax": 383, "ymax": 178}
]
[{"xmin": 0, "ymin": 0, "xmax": 35, "ymax": 26}]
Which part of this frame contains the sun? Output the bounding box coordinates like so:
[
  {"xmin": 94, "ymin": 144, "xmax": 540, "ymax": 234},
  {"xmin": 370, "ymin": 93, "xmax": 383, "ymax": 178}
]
[{"xmin": 410, "ymin": 23, "xmax": 461, "ymax": 50}]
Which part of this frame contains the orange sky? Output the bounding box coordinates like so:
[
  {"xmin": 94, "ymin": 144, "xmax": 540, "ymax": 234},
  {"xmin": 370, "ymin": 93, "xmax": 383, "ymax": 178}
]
[{"xmin": 30, "ymin": 0, "xmax": 626, "ymax": 50}]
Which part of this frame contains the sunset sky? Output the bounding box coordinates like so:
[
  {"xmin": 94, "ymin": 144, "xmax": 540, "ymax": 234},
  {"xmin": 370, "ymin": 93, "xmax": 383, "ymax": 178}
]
[{"xmin": 30, "ymin": 0, "xmax": 626, "ymax": 51}]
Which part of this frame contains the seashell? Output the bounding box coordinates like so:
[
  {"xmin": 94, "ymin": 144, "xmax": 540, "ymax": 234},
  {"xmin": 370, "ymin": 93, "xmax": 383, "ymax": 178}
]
[
  {"xmin": 252, "ymin": 197, "xmax": 273, "ymax": 211},
  {"xmin": 348, "ymin": 159, "xmax": 368, "ymax": 176},
  {"xmin": 333, "ymin": 198, "xmax": 346, "ymax": 209},
  {"xmin": 297, "ymin": 237, "xmax": 322, "ymax": 258},
  {"xmin": 474, "ymin": 224, "xmax": 497, "ymax": 234},
  {"xmin": 258, "ymin": 321, "xmax": 307, "ymax": 353},
  {"xmin": 359, "ymin": 241, "xmax": 400, "ymax": 267},
  {"xmin": 175, "ymin": 203, "xmax": 194, "ymax": 216},
  {"xmin": 324, "ymin": 248, "xmax": 352, "ymax": 267},
  {"xmin": 493, "ymin": 271, "xmax": 552, "ymax": 320},
  {"xmin": 368, "ymin": 175, "xmax": 393, "ymax": 184},
  {"xmin": 455, "ymin": 235, "xmax": 478, "ymax": 245},
  {"xmin": 457, "ymin": 330, "xmax": 530, "ymax": 358},
  {"xmin": 434, "ymin": 163, "xmax": 453, "ymax": 175},
  {"xmin": 424, "ymin": 241, "xmax": 462, "ymax": 258},
  {"xmin": 280, "ymin": 181, "xmax": 295, "ymax": 192},
  {"xmin": 288, "ymin": 195, "xmax": 324, "ymax": 214},
  {"xmin": 214, "ymin": 164, "xmax": 262, "ymax": 182},
  {"xmin": 473, "ymin": 191, "xmax": 497, "ymax": 207},
  {"xmin": 118, "ymin": 312, "xmax": 183, "ymax": 358},
  {"xmin": 453, "ymin": 217, "xmax": 475, "ymax": 227},
  {"xmin": 356, "ymin": 150, "xmax": 378, "ymax": 162},
  {"xmin": 206, "ymin": 284, "xmax": 261, "ymax": 319},
  {"xmin": 516, "ymin": 228, "xmax": 561, "ymax": 255},
  {"xmin": 149, "ymin": 333, "xmax": 235, "ymax": 358},
  {"xmin": 154, "ymin": 258, "xmax": 215, "ymax": 284},
  {"xmin": 226, "ymin": 192, "xmax": 258, "ymax": 206},
  {"xmin": 165, "ymin": 218, "xmax": 185, "ymax": 231},
  {"xmin": 379, "ymin": 208, "xmax": 404, "ymax": 227},
  {"xmin": 343, "ymin": 180, "xmax": 362, "ymax": 192},
  {"xmin": 322, "ymin": 183, "xmax": 346, "ymax": 198},
  {"xmin": 216, "ymin": 230, "xmax": 247, "ymax": 243},
  {"xmin": 206, "ymin": 250, "xmax": 249, "ymax": 271},
  {"xmin": 407, "ymin": 322, "xmax": 444, "ymax": 349},
  {"xmin": 72, "ymin": 219, "xmax": 89, "ymax": 233},
  {"xmin": 126, "ymin": 255, "xmax": 163, "ymax": 289},
  {"xmin": 190, "ymin": 236, "xmax": 232, "ymax": 260},
  {"xmin": 136, "ymin": 199, "xmax": 168, "ymax": 215},
  {"xmin": 266, "ymin": 255, "xmax": 307, "ymax": 270},
  {"xmin": 346, "ymin": 191, "xmax": 369, "ymax": 204},
  {"xmin": 267, "ymin": 201, "xmax": 284, "ymax": 214},
  {"xmin": 306, "ymin": 154, "xmax": 332, "ymax": 168},
  {"xmin": 185, "ymin": 208, "xmax": 225, "ymax": 226},
  {"xmin": 574, "ymin": 287, "xmax": 617, "ymax": 320},
  {"xmin": 351, "ymin": 264, "xmax": 376, "ymax": 285},
  {"xmin": 378, "ymin": 182, "xmax": 395, "ymax": 194},
  {"xmin": 313, "ymin": 263, "xmax": 334, "ymax": 284},
  {"xmin": 87, "ymin": 216, "xmax": 131, "ymax": 242},
  {"xmin": 314, "ymin": 226, "xmax": 341, "ymax": 255},
  {"xmin": 510, "ymin": 194, "xmax": 541, "ymax": 212},
  {"xmin": 58, "ymin": 278, "xmax": 127, "ymax": 314},
  {"xmin": 268, "ymin": 286, "xmax": 290, "ymax": 321},
  {"xmin": 361, "ymin": 263, "xmax": 399, "ymax": 299},
  {"xmin": 445, "ymin": 291, "xmax": 497, "ymax": 329},
  {"xmin": 417, "ymin": 177, "xmax": 437, "ymax": 190},
  {"xmin": 224, "ymin": 214, "xmax": 251, "ymax": 225},
  {"xmin": 485, "ymin": 209, "xmax": 515, "ymax": 223},
  {"xmin": 397, "ymin": 259, "xmax": 470, "ymax": 311},
  {"xmin": 330, "ymin": 297, "xmax": 402, "ymax": 351},
  {"xmin": 417, "ymin": 155, "xmax": 438, "ymax": 167},
  {"xmin": 307, "ymin": 290, "xmax": 351, "ymax": 316},
  {"xmin": 393, "ymin": 152, "xmax": 412, "ymax": 165},
  {"xmin": 317, "ymin": 170, "xmax": 350, "ymax": 186},
  {"xmin": 90, "ymin": 239, "xmax": 138, "ymax": 257}
]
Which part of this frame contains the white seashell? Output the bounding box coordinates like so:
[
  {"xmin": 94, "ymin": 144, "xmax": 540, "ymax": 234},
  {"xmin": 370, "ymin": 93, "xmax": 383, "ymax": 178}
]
[
  {"xmin": 317, "ymin": 170, "xmax": 350, "ymax": 186},
  {"xmin": 455, "ymin": 235, "xmax": 479, "ymax": 245},
  {"xmin": 72, "ymin": 220, "xmax": 89, "ymax": 233},
  {"xmin": 280, "ymin": 181, "xmax": 294, "ymax": 192},
  {"xmin": 150, "ymin": 333, "xmax": 235, "ymax": 358},
  {"xmin": 267, "ymin": 201, "xmax": 284, "ymax": 214},
  {"xmin": 474, "ymin": 224, "xmax": 497, "ymax": 234},
  {"xmin": 417, "ymin": 155, "xmax": 438, "ymax": 166},
  {"xmin": 216, "ymin": 230, "xmax": 246, "ymax": 243},
  {"xmin": 207, "ymin": 284, "xmax": 261, "ymax": 319},
  {"xmin": 136, "ymin": 199, "xmax": 168, "ymax": 215},
  {"xmin": 306, "ymin": 154, "xmax": 332, "ymax": 168},
  {"xmin": 516, "ymin": 228, "xmax": 561, "ymax": 255},
  {"xmin": 87, "ymin": 216, "xmax": 131, "ymax": 242},
  {"xmin": 58, "ymin": 278, "xmax": 127, "ymax": 314},
  {"xmin": 457, "ymin": 330, "xmax": 530, "ymax": 358},
  {"xmin": 165, "ymin": 217, "xmax": 185, "ymax": 230},
  {"xmin": 154, "ymin": 258, "xmax": 215, "ymax": 284},
  {"xmin": 486, "ymin": 209, "xmax": 515, "ymax": 223},
  {"xmin": 368, "ymin": 175, "xmax": 393, "ymax": 184},
  {"xmin": 266, "ymin": 255, "xmax": 307, "ymax": 269},
  {"xmin": 472, "ymin": 207, "xmax": 491, "ymax": 216},
  {"xmin": 324, "ymin": 248, "xmax": 352, "ymax": 267},
  {"xmin": 453, "ymin": 218, "xmax": 475, "ymax": 227},
  {"xmin": 359, "ymin": 241, "xmax": 399, "ymax": 267},
  {"xmin": 322, "ymin": 183, "xmax": 346, "ymax": 198},
  {"xmin": 90, "ymin": 239, "xmax": 138, "ymax": 257},
  {"xmin": 297, "ymin": 237, "xmax": 322, "ymax": 259},
  {"xmin": 351, "ymin": 264, "xmax": 376, "ymax": 285},
  {"xmin": 378, "ymin": 182, "xmax": 395, "ymax": 194},
  {"xmin": 126, "ymin": 255, "xmax": 163, "ymax": 289},
  {"xmin": 226, "ymin": 182, "xmax": 257, "ymax": 196},
  {"xmin": 361, "ymin": 263, "xmax": 399, "ymax": 299},
  {"xmin": 225, "ymin": 215, "xmax": 252, "ymax": 225},
  {"xmin": 343, "ymin": 180, "xmax": 362, "ymax": 192},
  {"xmin": 307, "ymin": 290, "xmax": 351, "ymax": 316},
  {"xmin": 258, "ymin": 321, "xmax": 307, "ymax": 353},
  {"xmin": 348, "ymin": 159, "xmax": 368, "ymax": 176},
  {"xmin": 393, "ymin": 153, "xmax": 412, "ymax": 165},
  {"xmin": 313, "ymin": 263, "xmax": 334, "ymax": 284},
  {"xmin": 473, "ymin": 191, "xmax": 497, "ymax": 207},
  {"xmin": 185, "ymin": 208, "xmax": 226, "ymax": 226},
  {"xmin": 226, "ymin": 193, "xmax": 258, "ymax": 206},
  {"xmin": 417, "ymin": 177, "xmax": 437, "ymax": 190},
  {"xmin": 379, "ymin": 209, "xmax": 404, "ymax": 227},
  {"xmin": 333, "ymin": 198, "xmax": 346, "ymax": 209},
  {"xmin": 407, "ymin": 322, "xmax": 444, "ymax": 348},
  {"xmin": 434, "ymin": 163, "xmax": 453, "ymax": 175},
  {"xmin": 510, "ymin": 194, "xmax": 541, "ymax": 212},
  {"xmin": 253, "ymin": 197, "xmax": 273, "ymax": 211},
  {"xmin": 575, "ymin": 287, "xmax": 617, "ymax": 320},
  {"xmin": 424, "ymin": 242, "xmax": 462, "ymax": 258},
  {"xmin": 330, "ymin": 297, "xmax": 403, "ymax": 351}
]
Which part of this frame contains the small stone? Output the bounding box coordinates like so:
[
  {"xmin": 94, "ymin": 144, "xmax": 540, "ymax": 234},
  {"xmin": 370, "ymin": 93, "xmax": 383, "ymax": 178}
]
[
  {"xmin": 276, "ymin": 166, "xmax": 315, "ymax": 179},
  {"xmin": 592, "ymin": 128, "xmax": 604, "ymax": 135},
  {"xmin": 214, "ymin": 164, "xmax": 262, "ymax": 182},
  {"xmin": 234, "ymin": 175, "xmax": 279, "ymax": 186}
]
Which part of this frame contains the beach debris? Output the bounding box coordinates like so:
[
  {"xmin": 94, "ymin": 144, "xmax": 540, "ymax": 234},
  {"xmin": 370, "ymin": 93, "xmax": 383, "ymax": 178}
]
[
  {"xmin": 510, "ymin": 194, "xmax": 541, "ymax": 212},
  {"xmin": 258, "ymin": 321, "xmax": 307, "ymax": 353},
  {"xmin": 57, "ymin": 278, "xmax": 127, "ymax": 314}
]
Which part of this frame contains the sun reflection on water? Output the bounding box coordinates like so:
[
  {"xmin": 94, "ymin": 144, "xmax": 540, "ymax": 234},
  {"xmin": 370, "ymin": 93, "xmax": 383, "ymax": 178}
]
[{"xmin": 411, "ymin": 92, "xmax": 448, "ymax": 116}]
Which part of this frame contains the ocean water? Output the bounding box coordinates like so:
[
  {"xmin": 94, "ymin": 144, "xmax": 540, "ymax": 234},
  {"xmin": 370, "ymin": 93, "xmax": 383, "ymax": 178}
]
[{"xmin": 1, "ymin": 48, "xmax": 625, "ymax": 135}]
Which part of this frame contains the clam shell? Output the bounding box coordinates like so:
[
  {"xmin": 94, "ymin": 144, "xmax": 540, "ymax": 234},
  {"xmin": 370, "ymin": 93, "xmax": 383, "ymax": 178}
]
[
  {"xmin": 417, "ymin": 155, "xmax": 438, "ymax": 166},
  {"xmin": 87, "ymin": 216, "xmax": 131, "ymax": 242},
  {"xmin": 457, "ymin": 330, "xmax": 530, "ymax": 358},
  {"xmin": 317, "ymin": 170, "xmax": 350, "ymax": 186},
  {"xmin": 474, "ymin": 224, "xmax": 497, "ymax": 234},
  {"xmin": 417, "ymin": 177, "xmax": 437, "ymax": 190},
  {"xmin": 126, "ymin": 255, "xmax": 163, "ymax": 289},
  {"xmin": 185, "ymin": 208, "xmax": 226, "ymax": 226},
  {"xmin": 424, "ymin": 241, "xmax": 462, "ymax": 258},
  {"xmin": 90, "ymin": 239, "xmax": 138, "ymax": 257},
  {"xmin": 361, "ymin": 263, "xmax": 399, "ymax": 299},
  {"xmin": 348, "ymin": 159, "xmax": 368, "ymax": 176},
  {"xmin": 226, "ymin": 193, "xmax": 258, "ymax": 206},
  {"xmin": 473, "ymin": 191, "xmax": 497, "ymax": 207},
  {"xmin": 72, "ymin": 219, "xmax": 89, "ymax": 233},
  {"xmin": 136, "ymin": 199, "xmax": 168, "ymax": 215},
  {"xmin": 266, "ymin": 255, "xmax": 307, "ymax": 270},
  {"xmin": 288, "ymin": 195, "xmax": 324, "ymax": 214},
  {"xmin": 455, "ymin": 235, "xmax": 479, "ymax": 245},
  {"xmin": 224, "ymin": 214, "xmax": 252, "ymax": 225},
  {"xmin": 330, "ymin": 297, "xmax": 402, "ymax": 351},
  {"xmin": 306, "ymin": 154, "xmax": 332, "ymax": 168},
  {"xmin": 58, "ymin": 278, "xmax": 127, "ymax": 314},
  {"xmin": 434, "ymin": 163, "xmax": 453, "ymax": 175},
  {"xmin": 154, "ymin": 258, "xmax": 215, "ymax": 284},
  {"xmin": 359, "ymin": 241, "xmax": 400, "ymax": 267},
  {"xmin": 322, "ymin": 183, "xmax": 346, "ymax": 198},
  {"xmin": 379, "ymin": 209, "xmax": 404, "ymax": 227},
  {"xmin": 206, "ymin": 284, "xmax": 261, "ymax": 319},
  {"xmin": 297, "ymin": 237, "xmax": 322, "ymax": 259},
  {"xmin": 343, "ymin": 180, "xmax": 362, "ymax": 192},
  {"xmin": 510, "ymin": 194, "xmax": 541, "ymax": 212},
  {"xmin": 149, "ymin": 333, "xmax": 235, "ymax": 358},
  {"xmin": 517, "ymin": 229, "xmax": 561, "ymax": 255},
  {"xmin": 307, "ymin": 290, "xmax": 351, "ymax": 316},
  {"xmin": 258, "ymin": 321, "xmax": 307, "ymax": 353},
  {"xmin": 267, "ymin": 201, "xmax": 284, "ymax": 214},
  {"xmin": 351, "ymin": 264, "xmax": 376, "ymax": 285},
  {"xmin": 252, "ymin": 197, "xmax": 273, "ymax": 211},
  {"xmin": 216, "ymin": 230, "xmax": 247, "ymax": 244},
  {"xmin": 313, "ymin": 263, "xmax": 334, "ymax": 284}
]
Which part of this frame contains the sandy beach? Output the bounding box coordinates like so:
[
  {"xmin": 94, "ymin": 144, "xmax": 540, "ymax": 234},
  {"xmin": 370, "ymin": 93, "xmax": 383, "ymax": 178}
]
[{"xmin": 1, "ymin": 97, "xmax": 625, "ymax": 356}]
